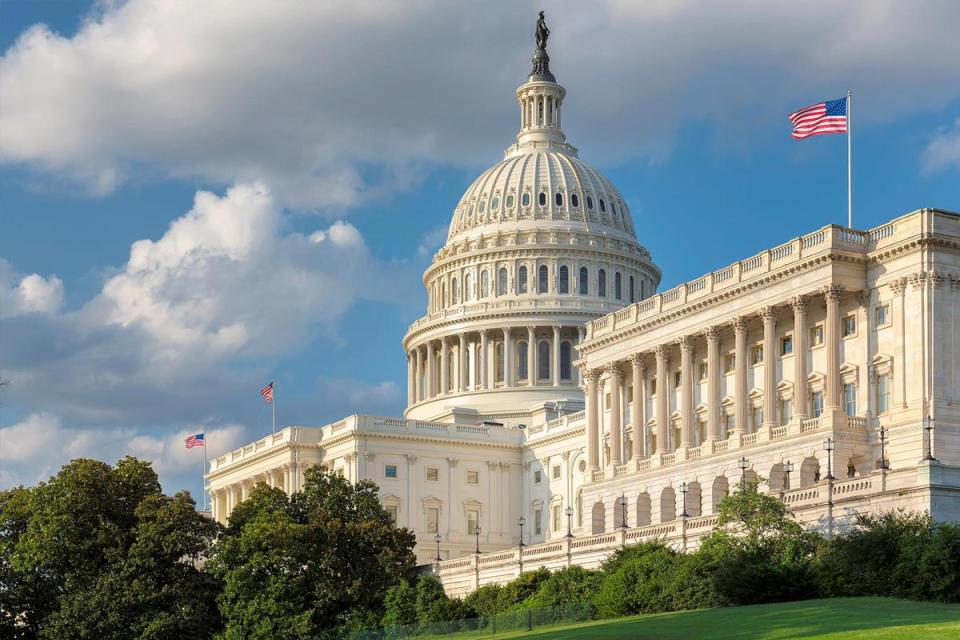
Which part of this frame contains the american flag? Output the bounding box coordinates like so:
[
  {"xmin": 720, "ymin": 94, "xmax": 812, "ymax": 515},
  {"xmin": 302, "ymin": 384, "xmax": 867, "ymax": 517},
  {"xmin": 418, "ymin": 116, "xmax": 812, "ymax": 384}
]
[
  {"xmin": 185, "ymin": 433, "xmax": 205, "ymax": 448},
  {"xmin": 260, "ymin": 381, "xmax": 274, "ymax": 404},
  {"xmin": 789, "ymin": 97, "xmax": 848, "ymax": 139}
]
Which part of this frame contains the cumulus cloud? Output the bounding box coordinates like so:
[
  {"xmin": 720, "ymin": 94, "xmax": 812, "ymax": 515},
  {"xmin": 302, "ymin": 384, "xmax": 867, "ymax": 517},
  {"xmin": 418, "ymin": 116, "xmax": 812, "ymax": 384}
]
[
  {"xmin": 1, "ymin": 1, "xmax": 958, "ymax": 206},
  {"xmin": 0, "ymin": 261, "xmax": 64, "ymax": 316},
  {"xmin": 922, "ymin": 117, "xmax": 960, "ymax": 174}
]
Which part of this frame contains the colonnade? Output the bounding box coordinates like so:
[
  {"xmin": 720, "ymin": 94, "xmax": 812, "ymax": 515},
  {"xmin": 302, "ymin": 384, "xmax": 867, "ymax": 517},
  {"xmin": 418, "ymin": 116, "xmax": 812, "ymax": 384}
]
[
  {"xmin": 584, "ymin": 286, "xmax": 847, "ymax": 471},
  {"xmin": 408, "ymin": 325, "xmax": 582, "ymax": 405},
  {"xmin": 209, "ymin": 464, "xmax": 299, "ymax": 523}
]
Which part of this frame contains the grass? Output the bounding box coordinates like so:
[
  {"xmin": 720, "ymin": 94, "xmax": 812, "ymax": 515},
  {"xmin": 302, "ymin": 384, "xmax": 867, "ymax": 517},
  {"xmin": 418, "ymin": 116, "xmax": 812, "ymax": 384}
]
[{"xmin": 451, "ymin": 597, "xmax": 960, "ymax": 639}]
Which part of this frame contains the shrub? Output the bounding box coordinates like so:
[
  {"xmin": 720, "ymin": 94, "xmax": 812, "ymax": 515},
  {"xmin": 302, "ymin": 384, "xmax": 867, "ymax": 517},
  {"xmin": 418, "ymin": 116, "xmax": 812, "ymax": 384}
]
[
  {"xmin": 415, "ymin": 575, "xmax": 467, "ymax": 623},
  {"xmin": 381, "ymin": 579, "xmax": 417, "ymax": 627},
  {"xmin": 462, "ymin": 584, "xmax": 503, "ymax": 617},
  {"xmin": 669, "ymin": 550, "xmax": 727, "ymax": 610},
  {"xmin": 593, "ymin": 545, "xmax": 679, "ymax": 617},
  {"xmin": 911, "ymin": 523, "xmax": 960, "ymax": 602},
  {"xmin": 495, "ymin": 568, "xmax": 550, "ymax": 611},
  {"xmin": 523, "ymin": 566, "xmax": 601, "ymax": 612}
]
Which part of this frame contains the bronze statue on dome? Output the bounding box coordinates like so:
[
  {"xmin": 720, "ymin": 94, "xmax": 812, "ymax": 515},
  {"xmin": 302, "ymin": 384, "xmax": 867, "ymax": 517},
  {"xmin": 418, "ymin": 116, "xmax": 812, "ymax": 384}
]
[{"xmin": 535, "ymin": 11, "xmax": 550, "ymax": 50}]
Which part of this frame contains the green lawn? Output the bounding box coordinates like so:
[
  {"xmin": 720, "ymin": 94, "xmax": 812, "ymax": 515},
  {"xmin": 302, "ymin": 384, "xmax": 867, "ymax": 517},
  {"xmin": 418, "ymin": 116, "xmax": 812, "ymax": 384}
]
[{"xmin": 458, "ymin": 598, "xmax": 960, "ymax": 639}]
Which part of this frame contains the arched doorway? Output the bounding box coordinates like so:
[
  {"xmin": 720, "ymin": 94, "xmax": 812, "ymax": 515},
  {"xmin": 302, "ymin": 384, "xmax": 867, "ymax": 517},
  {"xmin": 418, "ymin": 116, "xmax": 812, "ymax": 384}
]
[
  {"xmin": 591, "ymin": 501, "xmax": 606, "ymax": 534},
  {"xmin": 800, "ymin": 457, "xmax": 820, "ymax": 488},
  {"xmin": 636, "ymin": 492, "xmax": 652, "ymax": 526},
  {"xmin": 660, "ymin": 487, "xmax": 676, "ymax": 523},
  {"xmin": 711, "ymin": 476, "xmax": 729, "ymax": 514}
]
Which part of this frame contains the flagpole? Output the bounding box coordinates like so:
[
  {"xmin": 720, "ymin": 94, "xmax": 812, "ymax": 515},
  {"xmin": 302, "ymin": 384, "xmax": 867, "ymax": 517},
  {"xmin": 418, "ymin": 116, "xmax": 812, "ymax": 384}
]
[
  {"xmin": 847, "ymin": 89, "xmax": 852, "ymax": 229},
  {"xmin": 272, "ymin": 381, "xmax": 276, "ymax": 435},
  {"xmin": 202, "ymin": 434, "xmax": 207, "ymax": 513}
]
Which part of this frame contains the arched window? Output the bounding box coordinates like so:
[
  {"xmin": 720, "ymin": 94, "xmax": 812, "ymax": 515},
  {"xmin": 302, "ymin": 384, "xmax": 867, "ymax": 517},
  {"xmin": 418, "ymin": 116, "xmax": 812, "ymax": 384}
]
[
  {"xmin": 586, "ymin": 196, "xmax": 594, "ymax": 210},
  {"xmin": 521, "ymin": 193, "xmax": 530, "ymax": 207},
  {"xmin": 579, "ymin": 267, "xmax": 588, "ymax": 295},
  {"xmin": 555, "ymin": 192, "xmax": 563, "ymax": 207},
  {"xmin": 615, "ymin": 272, "xmax": 622, "ymax": 300},
  {"xmin": 640, "ymin": 279, "xmax": 646, "ymax": 299},
  {"xmin": 560, "ymin": 341, "xmax": 572, "ymax": 380},
  {"xmin": 506, "ymin": 194, "xmax": 515, "ymax": 209},
  {"xmin": 598, "ymin": 269, "xmax": 607, "ymax": 297},
  {"xmin": 538, "ymin": 192, "xmax": 547, "ymax": 206},
  {"xmin": 464, "ymin": 272, "xmax": 473, "ymax": 302},
  {"xmin": 538, "ymin": 265, "xmax": 549, "ymax": 293},
  {"xmin": 559, "ymin": 265, "xmax": 569, "ymax": 294},
  {"xmin": 518, "ymin": 266, "xmax": 528, "ymax": 294},
  {"xmin": 480, "ymin": 270, "xmax": 489, "ymax": 298},
  {"xmin": 441, "ymin": 284, "xmax": 446, "ymax": 308},
  {"xmin": 538, "ymin": 340, "xmax": 550, "ymax": 381},
  {"xmin": 496, "ymin": 342, "xmax": 504, "ymax": 383},
  {"xmin": 599, "ymin": 198, "xmax": 606, "ymax": 212},
  {"xmin": 478, "ymin": 200, "xmax": 485, "ymax": 213},
  {"xmin": 517, "ymin": 341, "xmax": 528, "ymax": 381},
  {"xmin": 497, "ymin": 267, "xmax": 508, "ymax": 295},
  {"xmin": 629, "ymin": 275, "xmax": 635, "ymax": 303},
  {"xmin": 491, "ymin": 197, "xmax": 499, "ymax": 210},
  {"xmin": 452, "ymin": 278, "xmax": 459, "ymax": 304},
  {"xmin": 571, "ymin": 193, "xmax": 579, "ymax": 208}
]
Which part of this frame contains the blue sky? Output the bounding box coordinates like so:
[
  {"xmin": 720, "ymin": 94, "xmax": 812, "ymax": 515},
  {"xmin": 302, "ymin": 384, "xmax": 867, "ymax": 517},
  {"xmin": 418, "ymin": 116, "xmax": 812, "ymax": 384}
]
[{"xmin": 1, "ymin": 1, "xmax": 958, "ymax": 499}]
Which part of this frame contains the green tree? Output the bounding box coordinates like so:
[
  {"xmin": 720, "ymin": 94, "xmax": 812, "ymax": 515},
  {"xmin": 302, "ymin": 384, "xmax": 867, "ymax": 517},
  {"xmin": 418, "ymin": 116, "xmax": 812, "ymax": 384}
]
[
  {"xmin": 495, "ymin": 568, "xmax": 550, "ymax": 611},
  {"xmin": 382, "ymin": 579, "xmax": 417, "ymax": 627},
  {"xmin": 209, "ymin": 466, "xmax": 417, "ymax": 638},
  {"xmin": 593, "ymin": 544, "xmax": 679, "ymax": 617},
  {"xmin": 523, "ymin": 565, "xmax": 600, "ymax": 610},
  {"xmin": 462, "ymin": 583, "xmax": 503, "ymax": 617}
]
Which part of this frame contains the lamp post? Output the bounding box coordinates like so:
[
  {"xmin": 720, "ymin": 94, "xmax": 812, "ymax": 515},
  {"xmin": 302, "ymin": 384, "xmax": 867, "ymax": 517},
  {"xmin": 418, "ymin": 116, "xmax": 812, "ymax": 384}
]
[
  {"xmin": 518, "ymin": 516, "xmax": 526, "ymax": 574},
  {"xmin": 565, "ymin": 506, "xmax": 574, "ymax": 539},
  {"xmin": 923, "ymin": 416, "xmax": 937, "ymax": 462},
  {"xmin": 620, "ymin": 493, "xmax": 628, "ymax": 530},
  {"xmin": 824, "ymin": 437, "xmax": 836, "ymax": 480},
  {"xmin": 474, "ymin": 524, "xmax": 481, "ymax": 555},
  {"xmin": 434, "ymin": 533, "xmax": 442, "ymax": 564},
  {"xmin": 738, "ymin": 456, "xmax": 750, "ymax": 490},
  {"xmin": 824, "ymin": 437, "xmax": 836, "ymax": 541},
  {"xmin": 679, "ymin": 482, "xmax": 689, "ymax": 518},
  {"xmin": 878, "ymin": 426, "xmax": 890, "ymax": 470},
  {"xmin": 783, "ymin": 460, "xmax": 794, "ymax": 494}
]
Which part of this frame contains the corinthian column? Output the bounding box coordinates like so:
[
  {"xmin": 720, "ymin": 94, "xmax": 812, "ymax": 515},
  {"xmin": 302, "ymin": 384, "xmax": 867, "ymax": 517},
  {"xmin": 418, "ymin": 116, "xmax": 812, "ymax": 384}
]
[
  {"xmin": 585, "ymin": 369, "xmax": 601, "ymax": 470},
  {"xmin": 790, "ymin": 296, "xmax": 809, "ymax": 419},
  {"xmin": 527, "ymin": 326, "xmax": 536, "ymax": 386},
  {"xmin": 631, "ymin": 354, "xmax": 645, "ymax": 460},
  {"xmin": 732, "ymin": 316, "xmax": 748, "ymax": 435},
  {"xmin": 439, "ymin": 337, "xmax": 449, "ymax": 396},
  {"xmin": 703, "ymin": 327, "xmax": 721, "ymax": 441},
  {"xmin": 679, "ymin": 336, "xmax": 694, "ymax": 448},
  {"xmin": 552, "ymin": 325, "xmax": 561, "ymax": 386},
  {"xmin": 760, "ymin": 306, "xmax": 778, "ymax": 429},
  {"xmin": 823, "ymin": 284, "xmax": 843, "ymax": 412},
  {"xmin": 504, "ymin": 328, "xmax": 514, "ymax": 387},
  {"xmin": 414, "ymin": 347, "xmax": 423, "ymax": 403},
  {"xmin": 458, "ymin": 333, "xmax": 467, "ymax": 392},
  {"xmin": 607, "ymin": 363, "xmax": 623, "ymax": 466},
  {"xmin": 426, "ymin": 341, "xmax": 436, "ymax": 398},
  {"xmin": 407, "ymin": 351, "xmax": 415, "ymax": 406},
  {"xmin": 655, "ymin": 345, "xmax": 669, "ymax": 453},
  {"xmin": 479, "ymin": 329, "xmax": 489, "ymax": 390}
]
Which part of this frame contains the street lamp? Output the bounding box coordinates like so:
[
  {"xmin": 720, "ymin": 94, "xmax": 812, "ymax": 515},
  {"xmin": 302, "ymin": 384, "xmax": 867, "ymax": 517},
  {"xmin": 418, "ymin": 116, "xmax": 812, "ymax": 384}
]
[
  {"xmin": 474, "ymin": 524, "xmax": 481, "ymax": 555},
  {"xmin": 679, "ymin": 482, "xmax": 689, "ymax": 518},
  {"xmin": 784, "ymin": 460, "xmax": 795, "ymax": 490},
  {"xmin": 565, "ymin": 506, "xmax": 574, "ymax": 539},
  {"xmin": 518, "ymin": 516, "xmax": 526, "ymax": 573},
  {"xmin": 923, "ymin": 416, "xmax": 937, "ymax": 462},
  {"xmin": 434, "ymin": 533, "xmax": 442, "ymax": 563},
  {"xmin": 824, "ymin": 437, "xmax": 836, "ymax": 480},
  {"xmin": 620, "ymin": 493, "xmax": 628, "ymax": 530},
  {"xmin": 738, "ymin": 456, "xmax": 750, "ymax": 489},
  {"xmin": 878, "ymin": 426, "xmax": 890, "ymax": 470}
]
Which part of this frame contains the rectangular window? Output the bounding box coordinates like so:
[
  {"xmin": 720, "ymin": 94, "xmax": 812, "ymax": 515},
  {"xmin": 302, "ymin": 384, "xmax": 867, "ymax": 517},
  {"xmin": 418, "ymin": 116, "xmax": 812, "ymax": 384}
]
[
  {"xmin": 722, "ymin": 412, "xmax": 734, "ymax": 438},
  {"xmin": 466, "ymin": 470, "xmax": 479, "ymax": 484},
  {"xmin": 386, "ymin": 505, "xmax": 398, "ymax": 525},
  {"xmin": 811, "ymin": 391, "xmax": 824, "ymax": 417},
  {"xmin": 875, "ymin": 304, "xmax": 890, "ymax": 327},
  {"xmin": 384, "ymin": 464, "xmax": 398, "ymax": 479},
  {"xmin": 751, "ymin": 345, "xmax": 764, "ymax": 365},
  {"xmin": 878, "ymin": 375, "xmax": 891, "ymax": 413},
  {"xmin": 843, "ymin": 315, "xmax": 857, "ymax": 337},
  {"xmin": 674, "ymin": 371, "xmax": 682, "ymax": 388},
  {"xmin": 551, "ymin": 465, "xmax": 561, "ymax": 480},
  {"xmin": 699, "ymin": 362, "xmax": 708, "ymax": 381},
  {"xmin": 724, "ymin": 353, "xmax": 736, "ymax": 373},
  {"xmin": 751, "ymin": 405, "xmax": 764, "ymax": 431},
  {"xmin": 844, "ymin": 383, "xmax": 857, "ymax": 415},
  {"xmin": 780, "ymin": 398, "xmax": 793, "ymax": 425},
  {"xmin": 811, "ymin": 324, "xmax": 824, "ymax": 346},
  {"xmin": 467, "ymin": 509, "xmax": 479, "ymax": 535},
  {"xmin": 781, "ymin": 335, "xmax": 794, "ymax": 356},
  {"xmin": 426, "ymin": 507, "xmax": 439, "ymax": 534},
  {"xmin": 697, "ymin": 417, "xmax": 707, "ymax": 445},
  {"xmin": 534, "ymin": 509, "xmax": 543, "ymax": 535},
  {"xmin": 426, "ymin": 467, "xmax": 439, "ymax": 482},
  {"xmin": 552, "ymin": 505, "xmax": 561, "ymax": 533},
  {"xmin": 534, "ymin": 470, "xmax": 542, "ymax": 484}
]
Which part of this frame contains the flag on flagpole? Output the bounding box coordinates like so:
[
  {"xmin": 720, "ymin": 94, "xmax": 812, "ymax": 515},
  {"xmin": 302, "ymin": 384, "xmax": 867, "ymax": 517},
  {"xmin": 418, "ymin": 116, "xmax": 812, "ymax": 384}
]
[
  {"xmin": 260, "ymin": 381, "xmax": 274, "ymax": 404},
  {"xmin": 185, "ymin": 433, "xmax": 205, "ymax": 448},
  {"xmin": 789, "ymin": 98, "xmax": 848, "ymax": 139}
]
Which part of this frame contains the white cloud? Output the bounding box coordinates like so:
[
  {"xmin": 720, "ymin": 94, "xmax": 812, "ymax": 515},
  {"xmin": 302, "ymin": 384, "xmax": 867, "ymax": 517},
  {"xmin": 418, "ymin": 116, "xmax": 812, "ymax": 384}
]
[
  {"xmin": 2, "ymin": 1, "xmax": 958, "ymax": 207},
  {"xmin": 0, "ymin": 261, "xmax": 64, "ymax": 317},
  {"xmin": 417, "ymin": 224, "xmax": 449, "ymax": 258},
  {"xmin": 922, "ymin": 117, "xmax": 960, "ymax": 174}
]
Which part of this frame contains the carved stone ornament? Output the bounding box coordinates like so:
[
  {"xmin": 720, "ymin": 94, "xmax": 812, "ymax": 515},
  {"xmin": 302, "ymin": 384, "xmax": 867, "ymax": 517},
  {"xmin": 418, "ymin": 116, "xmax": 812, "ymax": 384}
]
[
  {"xmin": 888, "ymin": 277, "xmax": 908, "ymax": 296},
  {"xmin": 730, "ymin": 315, "xmax": 748, "ymax": 333},
  {"xmin": 788, "ymin": 295, "xmax": 807, "ymax": 313},
  {"xmin": 702, "ymin": 326, "xmax": 720, "ymax": 342},
  {"xmin": 758, "ymin": 306, "xmax": 778, "ymax": 322},
  {"xmin": 821, "ymin": 283, "xmax": 844, "ymax": 301}
]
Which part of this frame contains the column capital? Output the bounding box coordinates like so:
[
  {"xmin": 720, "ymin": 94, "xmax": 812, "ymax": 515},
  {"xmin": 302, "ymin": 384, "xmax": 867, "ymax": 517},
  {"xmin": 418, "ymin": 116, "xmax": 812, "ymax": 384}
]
[
  {"xmin": 676, "ymin": 335, "xmax": 693, "ymax": 352},
  {"xmin": 788, "ymin": 295, "xmax": 807, "ymax": 313},
  {"xmin": 758, "ymin": 305, "xmax": 778, "ymax": 323},
  {"xmin": 604, "ymin": 361, "xmax": 625, "ymax": 378},
  {"xmin": 822, "ymin": 283, "xmax": 844, "ymax": 301},
  {"xmin": 447, "ymin": 457, "xmax": 459, "ymax": 467},
  {"xmin": 552, "ymin": 324, "xmax": 562, "ymax": 331},
  {"xmin": 888, "ymin": 277, "xmax": 908, "ymax": 296},
  {"xmin": 730, "ymin": 315, "xmax": 748, "ymax": 333},
  {"xmin": 629, "ymin": 352, "xmax": 645, "ymax": 368},
  {"xmin": 654, "ymin": 344, "xmax": 669, "ymax": 361},
  {"xmin": 405, "ymin": 454, "xmax": 418, "ymax": 465},
  {"xmin": 702, "ymin": 326, "xmax": 720, "ymax": 342},
  {"xmin": 585, "ymin": 368, "xmax": 603, "ymax": 383},
  {"xmin": 479, "ymin": 328, "xmax": 489, "ymax": 337}
]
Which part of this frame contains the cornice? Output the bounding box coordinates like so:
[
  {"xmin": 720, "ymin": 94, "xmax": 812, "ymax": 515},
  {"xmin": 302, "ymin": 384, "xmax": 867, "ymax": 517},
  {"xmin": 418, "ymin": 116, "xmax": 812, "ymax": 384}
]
[{"xmin": 526, "ymin": 423, "xmax": 585, "ymax": 447}]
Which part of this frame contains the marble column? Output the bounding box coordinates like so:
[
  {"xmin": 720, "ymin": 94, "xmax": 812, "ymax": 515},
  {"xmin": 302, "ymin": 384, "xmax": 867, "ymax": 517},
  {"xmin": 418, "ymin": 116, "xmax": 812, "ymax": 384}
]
[
  {"xmin": 527, "ymin": 326, "xmax": 536, "ymax": 386},
  {"xmin": 761, "ymin": 306, "xmax": 778, "ymax": 429},
  {"xmin": 552, "ymin": 325, "xmax": 561, "ymax": 386},
  {"xmin": 732, "ymin": 316, "xmax": 748, "ymax": 434},
  {"xmin": 655, "ymin": 345, "xmax": 669, "ymax": 453},
  {"xmin": 704, "ymin": 327, "xmax": 721, "ymax": 440},
  {"xmin": 679, "ymin": 336, "xmax": 694, "ymax": 448},
  {"xmin": 479, "ymin": 329, "xmax": 489, "ymax": 390},
  {"xmin": 586, "ymin": 369, "xmax": 601, "ymax": 470},
  {"xmin": 790, "ymin": 296, "xmax": 809, "ymax": 418},
  {"xmin": 505, "ymin": 328, "xmax": 514, "ymax": 387},
  {"xmin": 824, "ymin": 285, "xmax": 843, "ymax": 411},
  {"xmin": 407, "ymin": 351, "xmax": 415, "ymax": 406},
  {"xmin": 607, "ymin": 363, "xmax": 623, "ymax": 466},
  {"xmin": 439, "ymin": 337, "xmax": 449, "ymax": 396},
  {"xmin": 458, "ymin": 333, "xmax": 467, "ymax": 392},
  {"xmin": 426, "ymin": 341, "xmax": 436, "ymax": 398},
  {"xmin": 414, "ymin": 347, "xmax": 423, "ymax": 403},
  {"xmin": 631, "ymin": 354, "xmax": 645, "ymax": 460}
]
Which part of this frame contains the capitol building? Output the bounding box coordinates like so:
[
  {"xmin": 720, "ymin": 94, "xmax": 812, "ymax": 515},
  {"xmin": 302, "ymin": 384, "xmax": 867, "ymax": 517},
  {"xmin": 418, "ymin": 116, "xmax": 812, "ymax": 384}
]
[{"xmin": 206, "ymin": 27, "xmax": 960, "ymax": 596}]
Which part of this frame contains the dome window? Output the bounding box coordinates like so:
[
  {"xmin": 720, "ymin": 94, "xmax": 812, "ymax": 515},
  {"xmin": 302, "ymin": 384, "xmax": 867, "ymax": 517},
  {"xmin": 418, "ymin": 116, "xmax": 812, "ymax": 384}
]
[
  {"xmin": 559, "ymin": 265, "xmax": 569, "ymax": 294},
  {"xmin": 615, "ymin": 272, "xmax": 623, "ymax": 300},
  {"xmin": 538, "ymin": 265, "xmax": 549, "ymax": 293},
  {"xmin": 518, "ymin": 266, "xmax": 528, "ymax": 293},
  {"xmin": 629, "ymin": 275, "xmax": 636, "ymax": 303},
  {"xmin": 586, "ymin": 196, "xmax": 594, "ymax": 210},
  {"xmin": 538, "ymin": 192, "xmax": 547, "ymax": 206},
  {"xmin": 491, "ymin": 197, "xmax": 500, "ymax": 211},
  {"xmin": 599, "ymin": 199, "xmax": 606, "ymax": 212},
  {"xmin": 506, "ymin": 194, "xmax": 515, "ymax": 208},
  {"xmin": 521, "ymin": 193, "xmax": 531, "ymax": 207},
  {"xmin": 478, "ymin": 201, "xmax": 485, "ymax": 213},
  {"xmin": 497, "ymin": 267, "xmax": 508, "ymax": 295},
  {"xmin": 555, "ymin": 193, "xmax": 563, "ymax": 207},
  {"xmin": 571, "ymin": 193, "xmax": 579, "ymax": 208},
  {"xmin": 560, "ymin": 341, "xmax": 572, "ymax": 380},
  {"xmin": 578, "ymin": 267, "xmax": 588, "ymax": 295},
  {"xmin": 598, "ymin": 269, "xmax": 607, "ymax": 297}
]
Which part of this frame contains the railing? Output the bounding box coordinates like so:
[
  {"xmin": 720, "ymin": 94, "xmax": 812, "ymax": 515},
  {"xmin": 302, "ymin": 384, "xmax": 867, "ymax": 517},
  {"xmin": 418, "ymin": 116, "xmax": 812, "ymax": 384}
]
[
  {"xmin": 846, "ymin": 416, "xmax": 868, "ymax": 431},
  {"xmin": 801, "ymin": 417, "xmax": 821, "ymax": 432},
  {"xmin": 687, "ymin": 445, "xmax": 703, "ymax": 459},
  {"xmin": 714, "ymin": 440, "xmax": 730, "ymax": 452},
  {"xmin": 592, "ymin": 469, "xmax": 605, "ymax": 482},
  {"xmin": 661, "ymin": 453, "xmax": 676, "ymax": 464},
  {"xmin": 770, "ymin": 426, "xmax": 788, "ymax": 440},
  {"xmin": 614, "ymin": 463, "xmax": 629, "ymax": 477},
  {"xmin": 741, "ymin": 433, "xmax": 758, "ymax": 446}
]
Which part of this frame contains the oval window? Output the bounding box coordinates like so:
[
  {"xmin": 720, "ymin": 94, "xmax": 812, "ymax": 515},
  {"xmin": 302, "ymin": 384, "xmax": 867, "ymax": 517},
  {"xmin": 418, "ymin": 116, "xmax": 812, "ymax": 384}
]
[
  {"xmin": 538, "ymin": 192, "xmax": 547, "ymax": 206},
  {"xmin": 478, "ymin": 201, "xmax": 485, "ymax": 213},
  {"xmin": 599, "ymin": 199, "xmax": 606, "ymax": 212},
  {"xmin": 522, "ymin": 193, "xmax": 530, "ymax": 207},
  {"xmin": 491, "ymin": 197, "xmax": 499, "ymax": 210},
  {"xmin": 555, "ymin": 193, "xmax": 563, "ymax": 207},
  {"xmin": 571, "ymin": 193, "xmax": 579, "ymax": 208},
  {"xmin": 586, "ymin": 196, "xmax": 594, "ymax": 210},
  {"xmin": 506, "ymin": 194, "xmax": 515, "ymax": 208}
]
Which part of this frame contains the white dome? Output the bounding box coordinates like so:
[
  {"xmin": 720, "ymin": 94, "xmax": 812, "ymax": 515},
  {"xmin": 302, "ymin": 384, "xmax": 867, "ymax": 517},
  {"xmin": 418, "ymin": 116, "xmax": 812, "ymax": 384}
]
[{"xmin": 448, "ymin": 150, "xmax": 636, "ymax": 244}]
